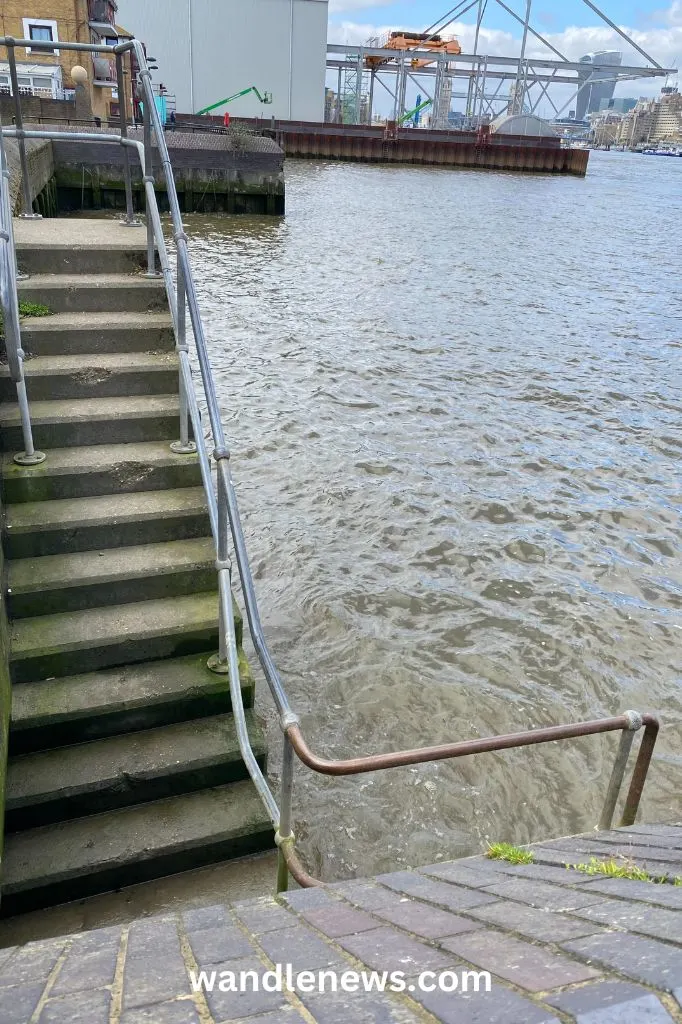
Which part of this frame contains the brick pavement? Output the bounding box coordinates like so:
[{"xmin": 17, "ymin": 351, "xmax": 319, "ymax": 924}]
[{"xmin": 0, "ymin": 823, "xmax": 681, "ymax": 1023}]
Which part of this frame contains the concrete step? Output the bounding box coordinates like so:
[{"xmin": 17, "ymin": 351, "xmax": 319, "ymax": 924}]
[
  {"xmin": 14, "ymin": 215, "xmax": 152, "ymax": 277},
  {"xmin": 0, "ymin": 352, "xmax": 179, "ymax": 402},
  {"xmin": 0, "ymin": 781, "xmax": 273, "ymax": 916},
  {"xmin": 3, "ymin": 487, "xmax": 210, "ymax": 558},
  {"xmin": 18, "ymin": 312, "xmax": 175, "ymax": 356},
  {"xmin": 18, "ymin": 273, "xmax": 168, "ymax": 315},
  {"xmin": 5, "ymin": 713, "xmax": 266, "ymax": 831},
  {"xmin": 7, "ymin": 537, "xmax": 216, "ymax": 618},
  {"xmin": 10, "ymin": 652, "xmax": 255, "ymax": 755},
  {"xmin": 9, "ymin": 591, "xmax": 232, "ymax": 683},
  {"xmin": 2, "ymin": 440, "xmax": 202, "ymax": 504},
  {"xmin": 0, "ymin": 394, "xmax": 182, "ymax": 450}
]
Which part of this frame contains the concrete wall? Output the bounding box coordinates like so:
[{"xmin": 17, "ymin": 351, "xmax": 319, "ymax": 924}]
[
  {"xmin": 3, "ymin": 137, "xmax": 55, "ymax": 214},
  {"xmin": 115, "ymin": 0, "xmax": 328, "ymax": 120}
]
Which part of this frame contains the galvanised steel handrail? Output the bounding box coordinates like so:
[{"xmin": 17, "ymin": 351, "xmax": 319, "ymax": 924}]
[
  {"xmin": 0, "ymin": 35, "xmax": 661, "ymax": 893},
  {"xmin": 0, "ymin": 112, "xmax": 45, "ymax": 467}
]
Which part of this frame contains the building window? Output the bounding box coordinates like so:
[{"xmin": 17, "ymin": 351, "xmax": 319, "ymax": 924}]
[{"xmin": 23, "ymin": 18, "xmax": 60, "ymax": 56}]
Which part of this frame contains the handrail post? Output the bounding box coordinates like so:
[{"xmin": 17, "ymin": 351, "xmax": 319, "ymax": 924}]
[
  {"xmin": 621, "ymin": 717, "xmax": 659, "ymax": 827},
  {"xmin": 6, "ymin": 41, "xmax": 40, "ymax": 219},
  {"xmin": 115, "ymin": 51, "xmax": 140, "ymax": 226},
  {"xmin": 598, "ymin": 710, "xmax": 642, "ymax": 831},
  {"xmin": 142, "ymin": 91, "xmax": 158, "ymax": 277},
  {"xmin": 207, "ymin": 461, "xmax": 230, "ymax": 675},
  {"xmin": 170, "ymin": 261, "xmax": 197, "ymax": 455},
  {"xmin": 276, "ymin": 732, "xmax": 296, "ymax": 892}
]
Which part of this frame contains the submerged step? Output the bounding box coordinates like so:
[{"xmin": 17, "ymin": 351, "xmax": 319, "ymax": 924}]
[
  {"xmin": 5, "ymin": 713, "xmax": 266, "ymax": 831},
  {"xmin": 2, "ymin": 440, "xmax": 202, "ymax": 504},
  {"xmin": 0, "ymin": 351, "xmax": 179, "ymax": 402},
  {"xmin": 1, "ymin": 781, "xmax": 273, "ymax": 916},
  {"xmin": 3, "ymin": 486, "xmax": 210, "ymax": 558},
  {"xmin": 7, "ymin": 537, "xmax": 216, "ymax": 618},
  {"xmin": 18, "ymin": 273, "xmax": 168, "ymax": 314},
  {"xmin": 18, "ymin": 311, "xmax": 175, "ymax": 356},
  {"xmin": 9, "ymin": 591, "xmax": 230, "ymax": 682},
  {"xmin": 10, "ymin": 652, "xmax": 256, "ymax": 755},
  {"xmin": 0, "ymin": 393, "xmax": 182, "ymax": 450}
]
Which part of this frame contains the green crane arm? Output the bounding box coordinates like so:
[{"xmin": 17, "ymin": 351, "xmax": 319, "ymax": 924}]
[
  {"xmin": 397, "ymin": 97, "xmax": 433, "ymax": 125},
  {"xmin": 197, "ymin": 87, "xmax": 272, "ymax": 116}
]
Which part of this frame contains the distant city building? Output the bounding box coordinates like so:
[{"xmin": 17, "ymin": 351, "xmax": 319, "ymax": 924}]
[
  {"xmin": 575, "ymin": 51, "xmax": 622, "ymax": 119},
  {"xmin": 599, "ymin": 97, "xmax": 636, "ymax": 114},
  {"xmin": 617, "ymin": 87, "xmax": 682, "ymax": 146},
  {"xmin": 448, "ymin": 110, "xmax": 466, "ymax": 128}
]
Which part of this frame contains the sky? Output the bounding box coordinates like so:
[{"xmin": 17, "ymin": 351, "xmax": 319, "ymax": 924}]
[{"xmin": 326, "ymin": 0, "xmax": 681, "ymax": 114}]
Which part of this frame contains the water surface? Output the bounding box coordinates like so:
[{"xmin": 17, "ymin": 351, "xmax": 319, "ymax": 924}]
[{"xmin": 185, "ymin": 150, "xmax": 681, "ymax": 880}]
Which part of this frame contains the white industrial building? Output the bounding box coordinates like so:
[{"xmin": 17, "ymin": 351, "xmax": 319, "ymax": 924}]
[{"xmin": 116, "ymin": 0, "xmax": 328, "ymax": 120}]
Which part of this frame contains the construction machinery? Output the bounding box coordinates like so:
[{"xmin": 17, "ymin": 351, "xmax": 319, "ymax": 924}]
[
  {"xmin": 197, "ymin": 87, "xmax": 273, "ymax": 116},
  {"xmin": 398, "ymin": 97, "xmax": 433, "ymax": 125}
]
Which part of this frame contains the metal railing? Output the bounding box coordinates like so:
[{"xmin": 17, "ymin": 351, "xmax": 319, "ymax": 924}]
[{"xmin": 0, "ymin": 34, "xmax": 662, "ymax": 892}]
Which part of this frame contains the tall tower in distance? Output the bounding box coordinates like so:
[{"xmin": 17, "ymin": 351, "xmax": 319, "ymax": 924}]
[{"xmin": 575, "ymin": 51, "xmax": 622, "ymax": 119}]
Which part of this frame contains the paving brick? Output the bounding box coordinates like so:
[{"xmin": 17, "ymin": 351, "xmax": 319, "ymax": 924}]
[
  {"xmin": 200, "ymin": 955, "xmax": 292, "ymax": 1021},
  {"xmin": 547, "ymin": 979, "xmax": 673, "ymax": 1021},
  {"xmin": 187, "ymin": 926, "xmax": 254, "ymax": 966},
  {"xmin": 414, "ymin": 984, "xmax": 560, "ymax": 1023},
  {"xmin": 0, "ymin": 982, "xmax": 44, "ymax": 1024},
  {"xmin": 182, "ymin": 905, "xmax": 232, "ymax": 932},
  {"xmin": 373, "ymin": 899, "xmax": 482, "ymax": 939},
  {"xmin": 0, "ymin": 940, "xmax": 66, "ymax": 988},
  {"xmin": 0, "ymin": 947, "xmax": 17, "ymax": 969},
  {"xmin": 466, "ymin": 899, "xmax": 605, "ymax": 943},
  {"xmin": 532, "ymin": 846, "xmax": 682, "ymax": 878},
  {"xmin": 481, "ymin": 877, "xmax": 605, "ymax": 911},
  {"xmin": 299, "ymin": 904, "xmax": 379, "ymax": 938},
  {"xmin": 576, "ymin": 877, "xmax": 682, "ymax": 909},
  {"xmin": 419, "ymin": 860, "xmax": 509, "ymax": 888},
  {"xmin": 562, "ymin": 932, "xmax": 682, "ymax": 991},
  {"xmin": 300, "ymin": 989, "xmax": 422, "ymax": 1023},
  {"xmin": 38, "ymin": 989, "xmax": 111, "ymax": 1024},
  {"xmin": 375, "ymin": 872, "xmax": 498, "ymax": 912},
  {"xmin": 121, "ymin": 1000, "xmax": 203, "ymax": 1024},
  {"xmin": 232, "ymin": 899, "xmax": 296, "ymax": 934},
  {"xmin": 279, "ymin": 888, "xmax": 336, "ymax": 911},
  {"xmin": 122, "ymin": 949, "xmax": 190, "ymax": 1010},
  {"xmin": 485, "ymin": 862, "xmax": 599, "ymax": 886},
  {"xmin": 337, "ymin": 926, "xmax": 456, "ymax": 973},
  {"xmin": 329, "ymin": 881, "xmax": 401, "ymax": 911},
  {"xmin": 50, "ymin": 946, "xmax": 119, "ymax": 996},
  {"xmin": 258, "ymin": 925, "xmax": 343, "ymax": 972},
  {"xmin": 237, "ymin": 1010, "xmax": 307, "ymax": 1024},
  {"xmin": 127, "ymin": 917, "xmax": 181, "ymax": 957},
  {"xmin": 570, "ymin": 899, "xmax": 682, "ymax": 944},
  {"xmin": 442, "ymin": 928, "xmax": 600, "ymax": 991}
]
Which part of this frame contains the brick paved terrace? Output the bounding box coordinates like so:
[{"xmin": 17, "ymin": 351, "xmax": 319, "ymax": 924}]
[{"xmin": 1, "ymin": 822, "xmax": 681, "ymax": 1023}]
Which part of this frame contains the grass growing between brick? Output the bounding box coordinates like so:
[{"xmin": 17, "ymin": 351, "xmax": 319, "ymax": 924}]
[
  {"xmin": 572, "ymin": 856, "xmax": 682, "ymax": 884},
  {"xmin": 487, "ymin": 842, "xmax": 534, "ymax": 865}
]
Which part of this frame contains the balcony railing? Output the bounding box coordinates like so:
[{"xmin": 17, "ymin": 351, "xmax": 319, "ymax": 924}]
[{"xmin": 92, "ymin": 56, "xmax": 116, "ymax": 85}]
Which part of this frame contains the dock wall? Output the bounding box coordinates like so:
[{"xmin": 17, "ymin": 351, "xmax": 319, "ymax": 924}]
[{"xmin": 179, "ymin": 116, "xmax": 589, "ymax": 177}]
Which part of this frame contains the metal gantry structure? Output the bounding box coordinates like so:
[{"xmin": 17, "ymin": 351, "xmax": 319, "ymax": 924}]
[{"xmin": 328, "ymin": 0, "xmax": 676, "ymax": 127}]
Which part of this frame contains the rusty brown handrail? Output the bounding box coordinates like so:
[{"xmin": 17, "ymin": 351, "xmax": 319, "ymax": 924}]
[{"xmin": 275, "ymin": 712, "xmax": 659, "ymax": 888}]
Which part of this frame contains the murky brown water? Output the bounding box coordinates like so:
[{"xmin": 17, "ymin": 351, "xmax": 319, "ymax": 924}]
[{"xmin": 184, "ymin": 150, "xmax": 681, "ymax": 882}]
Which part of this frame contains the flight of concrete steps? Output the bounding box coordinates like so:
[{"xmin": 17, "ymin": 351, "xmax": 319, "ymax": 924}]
[{"xmin": 0, "ymin": 220, "xmax": 272, "ymax": 917}]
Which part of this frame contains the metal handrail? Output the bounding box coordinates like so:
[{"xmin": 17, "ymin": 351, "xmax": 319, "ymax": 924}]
[{"xmin": 0, "ymin": 35, "xmax": 661, "ymax": 894}]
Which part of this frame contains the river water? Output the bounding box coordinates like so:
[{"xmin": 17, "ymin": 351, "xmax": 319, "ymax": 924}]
[{"xmin": 185, "ymin": 150, "xmax": 681, "ymax": 882}]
